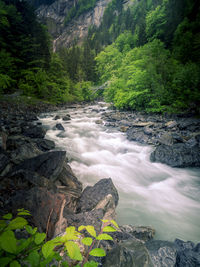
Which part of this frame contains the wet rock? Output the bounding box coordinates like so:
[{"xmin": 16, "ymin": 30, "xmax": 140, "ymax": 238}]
[
  {"xmin": 10, "ymin": 151, "xmax": 66, "ymax": 182},
  {"xmin": 55, "ymin": 123, "xmax": 65, "ymax": 131},
  {"xmin": 174, "ymin": 239, "xmax": 200, "ymax": 267},
  {"xmin": 185, "ymin": 136, "xmax": 198, "ymax": 148},
  {"xmin": 6, "ymin": 135, "xmax": 30, "ymax": 151},
  {"xmin": 35, "ymin": 138, "xmax": 55, "ymax": 151},
  {"xmin": 56, "ymin": 160, "xmax": 82, "ymax": 197},
  {"xmin": 150, "ymin": 143, "xmax": 200, "ymax": 167},
  {"xmin": 102, "ymin": 239, "xmax": 154, "ymax": 267},
  {"xmin": 158, "ymin": 133, "xmax": 176, "ymax": 146},
  {"xmin": 8, "ymin": 187, "xmax": 66, "ymax": 238},
  {"xmin": 62, "ymin": 114, "xmax": 71, "ymax": 121},
  {"xmin": 53, "ymin": 115, "xmax": 61, "ymax": 120},
  {"xmin": 146, "ymin": 240, "xmax": 177, "ymax": 267},
  {"xmin": 120, "ymin": 126, "xmax": 129, "ymax": 132},
  {"xmin": 120, "ymin": 225, "xmax": 155, "ymax": 242},
  {"xmin": 95, "ymin": 119, "xmax": 103, "ymax": 124},
  {"xmin": 127, "ymin": 128, "xmax": 150, "ymax": 144},
  {"xmin": 22, "ymin": 125, "xmax": 47, "ymax": 138},
  {"xmin": 77, "ymin": 178, "xmax": 119, "ymax": 213},
  {"xmin": 10, "ymin": 143, "xmax": 42, "ymax": 164}
]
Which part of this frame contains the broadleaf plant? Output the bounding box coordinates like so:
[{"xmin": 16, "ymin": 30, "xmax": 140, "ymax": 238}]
[{"xmin": 0, "ymin": 209, "xmax": 119, "ymax": 266}]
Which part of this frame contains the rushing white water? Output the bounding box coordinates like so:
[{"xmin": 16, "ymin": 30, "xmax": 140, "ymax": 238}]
[{"xmin": 39, "ymin": 103, "xmax": 200, "ymax": 243}]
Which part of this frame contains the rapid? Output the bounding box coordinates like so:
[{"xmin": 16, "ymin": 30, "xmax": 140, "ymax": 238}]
[{"xmin": 39, "ymin": 103, "xmax": 200, "ymax": 243}]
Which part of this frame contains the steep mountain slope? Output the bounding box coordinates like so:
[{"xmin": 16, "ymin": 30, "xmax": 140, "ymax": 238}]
[{"xmin": 36, "ymin": 0, "xmax": 113, "ymax": 50}]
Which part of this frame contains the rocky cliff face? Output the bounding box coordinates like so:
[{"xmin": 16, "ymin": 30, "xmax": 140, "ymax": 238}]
[{"xmin": 36, "ymin": 0, "xmax": 113, "ymax": 50}]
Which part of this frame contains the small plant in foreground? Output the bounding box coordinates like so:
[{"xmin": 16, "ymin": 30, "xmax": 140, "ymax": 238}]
[{"xmin": 0, "ymin": 209, "xmax": 119, "ymax": 266}]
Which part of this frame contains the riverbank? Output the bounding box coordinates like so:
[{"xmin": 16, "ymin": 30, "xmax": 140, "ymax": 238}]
[
  {"xmin": 0, "ymin": 99, "xmax": 200, "ymax": 266},
  {"xmin": 101, "ymin": 108, "xmax": 200, "ymax": 168}
]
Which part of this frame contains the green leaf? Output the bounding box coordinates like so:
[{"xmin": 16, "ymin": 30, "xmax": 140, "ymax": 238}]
[
  {"xmin": 17, "ymin": 237, "xmax": 32, "ymax": 253},
  {"xmin": 34, "ymin": 232, "xmax": 46, "ymax": 245},
  {"xmin": 3, "ymin": 213, "xmax": 12, "ymax": 220},
  {"xmin": 89, "ymin": 248, "xmax": 106, "ymax": 257},
  {"xmin": 96, "ymin": 234, "xmax": 113, "ymax": 240},
  {"xmin": 0, "ymin": 257, "xmax": 12, "ymax": 267},
  {"xmin": 10, "ymin": 260, "xmax": 21, "ymax": 267},
  {"xmin": 0, "ymin": 220, "xmax": 7, "ymax": 229},
  {"xmin": 110, "ymin": 220, "xmax": 119, "ymax": 229},
  {"xmin": 17, "ymin": 211, "xmax": 31, "ymax": 216},
  {"xmin": 6, "ymin": 217, "xmax": 28, "ymax": 230},
  {"xmin": 84, "ymin": 261, "xmax": 98, "ymax": 267},
  {"xmin": 0, "ymin": 230, "xmax": 17, "ymax": 254},
  {"xmin": 78, "ymin": 225, "xmax": 85, "ymax": 232},
  {"xmin": 65, "ymin": 241, "xmax": 83, "ymax": 261},
  {"xmin": 26, "ymin": 250, "xmax": 40, "ymax": 267},
  {"xmin": 102, "ymin": 226, "xmax": 117, "ymax": 232},
  {"xmin": 62, "ymin": 262, "xmax": 69, "ymax": 267},
  {"xmin": 81, "ymin": 237, "xmax": 93, "ymax": 246},
  {"xmin": 25, "ymin": 225, "xmax": 37, "ymax": 235},
  {"xmin": 42, "ymin": 241, "xmax": 56, "ymax": 259},
  {"xmin": 86, "ymin": 226, "xmax": 96, "ymax": 237}
]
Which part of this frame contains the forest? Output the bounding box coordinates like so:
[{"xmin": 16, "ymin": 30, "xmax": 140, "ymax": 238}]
[{"xmin": 0, "ymin": 0, "xmax": 200, "ymax": 113}]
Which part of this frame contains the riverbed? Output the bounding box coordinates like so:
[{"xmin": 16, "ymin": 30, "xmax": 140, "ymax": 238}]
[{"xmin": 39, "ymin": 103, "xmax": 200, "ymax": 243}]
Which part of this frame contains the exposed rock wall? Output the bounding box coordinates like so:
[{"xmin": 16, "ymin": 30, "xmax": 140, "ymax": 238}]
[{"xmin": 36, "ymin": 0, "xmax": 113, "ymax": 50}]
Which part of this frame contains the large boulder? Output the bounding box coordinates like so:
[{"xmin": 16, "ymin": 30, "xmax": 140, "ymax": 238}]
[
  {"xmin": 56, "ymin": 160, "xmax": 82, "ymax": 197},
  {"xmin": 150, "ymin": 143, "xmax": 200, "ymax": 167},
  {"xmin": 22, "ymin": 125, "xmax": 47, "ymax": 138},
  {"xmin": 77, "ymin": 178, "xmax": 119, "ymax": 213},
  {"xmin": 55, "ymin": 123, "xmax": 65, "ymax": 131},
  {"xmin": 35, "ymin": 138, "xmax": 55, "ymax": 151},
  {"xmin": 10, "ymin": 143, "xmax": 42, "ymax": 164},
  {"xmin": 10, "ymin": 151, "xmax": 66, "ymax": 182},
  {"xmin": 120, "ymin": 225, "xmax": 155, "ymax": 243},
  {"xmin": 102, "ymin": 239, "xmax": 154, "ymax": 267},
  {"xmin": 146, "ymin": 240, "xmax": 177, "ymax": 267},
  {"xmin": 174, "ymin": 239, "xmax": 200, "ymax": 267},
  {"xmin": 8, "ymin": 187, "xmax": 70, "ymax": 238}
]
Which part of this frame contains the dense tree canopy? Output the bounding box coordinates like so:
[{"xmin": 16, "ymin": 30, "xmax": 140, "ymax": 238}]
[{"xmin": 0, "ymin": 0, "xmax": 199, "ymax": 112}]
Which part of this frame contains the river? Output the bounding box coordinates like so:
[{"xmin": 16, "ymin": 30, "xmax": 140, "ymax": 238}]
[{"xmin": 39, "ymin": 103, "xmax": 200, "ymax": 243}]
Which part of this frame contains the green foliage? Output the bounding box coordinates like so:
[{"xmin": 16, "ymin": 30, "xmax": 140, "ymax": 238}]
[
  {"xmin": 0, "ymin": 210, "xmax": 119, "ymax": 266},
  {"xmin": 96, "ymin": 34, "xmax": 200, "ymax": 113},
  {"xmin": 64, "ymin": 0, "xmax": 97, "ymax": 25}
]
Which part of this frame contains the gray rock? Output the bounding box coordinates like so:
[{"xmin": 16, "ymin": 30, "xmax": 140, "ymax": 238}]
[
  {"xmin": 53, "ymin": 115, "xmax": 61, "ymax": 120},
  {"xmin": 146, "ymin": 240, "xmax": 177, "ymax": 267},
  {"xmin": 77, "ymin": 178, "xmax": 119, "ymax": 212},
  {"xmin": 10, "ymin": 151, "xmax": 66, "ymax": 182},
  {"xmin": 120, "ymin": 225, "xmax": 155, "ymax": 242},
  {"xmin": 102, "ymin": 239, "xmax": 154, "ymax": 267},
  {"xmin": 150, "ymin": 143, "xmax": 200, "ymax": 167},
  {"xmin": 35, "ymin": 138, "xmax": 55, "ymax": 151},
  {"xmin": 8, "ymin": 187, "xmax": 67, "ymax": 238},
  {"xmin": 62, "ymin": 114, "xmax": 71, "ymax": 121},
  {"xmin": 55, "ymin": 123, "xmax": 65, "ymax": 131},
  {"xmin": 6, "ymin": 135, "xmax": 30, "ymax": 151},
  {"xmin": 158, "ymin": 133, "xmax": 175, "ymax": 146},
  {"xmin": 174, "ymin": 239, "xmax": 200, "ymax": 267},
  {"xmin": 56, "ymin": 160, "xmax": 82, "ymax": 197},
  {"xmin": 22, "ymin": 125, "xmax": 47, "ymax": 138},
  {"xmin": 10, "ymin": 143, "xmax": 42, "ymax": 164}
]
